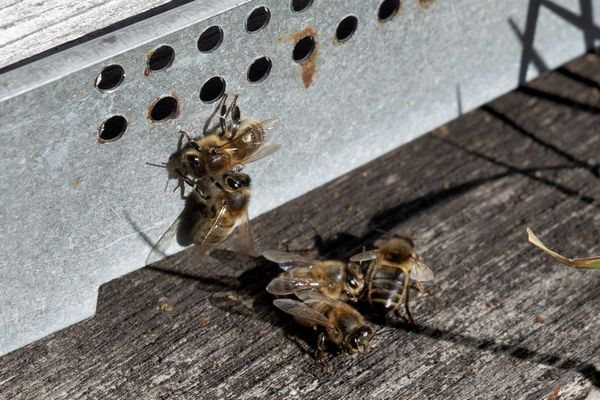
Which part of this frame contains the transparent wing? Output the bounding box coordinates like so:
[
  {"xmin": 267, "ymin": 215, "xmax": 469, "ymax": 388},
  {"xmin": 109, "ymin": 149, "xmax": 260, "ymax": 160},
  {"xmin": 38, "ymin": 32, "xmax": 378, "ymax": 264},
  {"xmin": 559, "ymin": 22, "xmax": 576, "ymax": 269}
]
[
  {"xmin": 349, "ymin": 250, "xmax": 379, "ymax": 263},
  {"xmin": 407, "ymin": 258, "xmax": 434, "ymax": 281},
  {"xmin": 244, "ymin": 143, "xmax": 282, "ymax": 164},
  {"xmin": 195, "ymin": 204, "xmax": 228, "ymax": 255},
  {"xmin": 262, "ymin": 250, "xmax": 316, "ymax": 271},
  {"xmin": 225, "ymin": 118, "xmax": 279, "ymax": 151},
  {"xmin": 146, "ymin": 213, "xmax": 183, "ymax": 265},
  {"xmin": 273, "ymin": 299, "xmax": 334, "ymax": 329},
  {"xmin": 266, "ymin": 276, "xmax": 323, "ymax": 295},
  {"xmin": 230, "ymin": 209, "xmax": 254, "ymax": 256}
]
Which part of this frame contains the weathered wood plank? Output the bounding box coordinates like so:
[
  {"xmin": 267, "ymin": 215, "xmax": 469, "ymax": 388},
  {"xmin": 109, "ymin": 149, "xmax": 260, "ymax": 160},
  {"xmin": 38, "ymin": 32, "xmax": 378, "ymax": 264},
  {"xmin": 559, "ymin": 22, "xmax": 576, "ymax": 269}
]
[
  {"xmin": 0, "ymin": 0, "xmax": 184, "ymax": 70},
  {"xmin": 0, "ymin": 52, "xmax": 599, "ymax": 399}
]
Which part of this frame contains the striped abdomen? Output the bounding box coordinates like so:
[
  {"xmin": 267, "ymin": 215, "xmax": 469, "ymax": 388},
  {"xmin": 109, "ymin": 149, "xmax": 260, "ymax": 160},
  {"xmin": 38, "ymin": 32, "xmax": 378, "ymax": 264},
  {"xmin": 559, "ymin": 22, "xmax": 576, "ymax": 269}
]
[{"xmin": 367, "ymin": 263, "xmax": 406, "ymax": 315}]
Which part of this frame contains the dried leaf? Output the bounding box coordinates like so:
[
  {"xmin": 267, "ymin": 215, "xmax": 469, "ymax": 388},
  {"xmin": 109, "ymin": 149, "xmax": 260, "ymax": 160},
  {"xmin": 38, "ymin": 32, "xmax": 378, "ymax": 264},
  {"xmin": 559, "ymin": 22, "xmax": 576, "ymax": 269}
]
[{"xmin": 527, "ymin": 228, "xmax": 600, "ymax": 270}]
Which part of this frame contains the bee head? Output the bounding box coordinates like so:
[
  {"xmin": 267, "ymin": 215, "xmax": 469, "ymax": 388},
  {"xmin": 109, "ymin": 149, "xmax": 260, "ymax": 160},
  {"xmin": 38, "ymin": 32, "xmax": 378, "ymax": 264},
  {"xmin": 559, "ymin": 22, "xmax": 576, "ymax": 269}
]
[
  {"xmin": 345, "ymin": 326, "xmax": 374, "ymax": 354},
  {"xmin": 344, "ymin": 262, "xmax": 365, "ymax": 302},
  {"xmin": 223, "ymin": 172, "xmax": 251, "ymax": 191},
  {"xmin": 181, "ymin": 148, "xmax": 206, "ymax": 179}
]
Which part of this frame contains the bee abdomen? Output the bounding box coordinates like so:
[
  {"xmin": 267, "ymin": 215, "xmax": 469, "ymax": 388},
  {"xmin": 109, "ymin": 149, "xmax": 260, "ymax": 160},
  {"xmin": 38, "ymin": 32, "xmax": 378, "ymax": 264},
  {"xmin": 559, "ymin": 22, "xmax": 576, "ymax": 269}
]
[{"xmin": 368, "ymin": 265, "xmax": 405, "ymax": 313}]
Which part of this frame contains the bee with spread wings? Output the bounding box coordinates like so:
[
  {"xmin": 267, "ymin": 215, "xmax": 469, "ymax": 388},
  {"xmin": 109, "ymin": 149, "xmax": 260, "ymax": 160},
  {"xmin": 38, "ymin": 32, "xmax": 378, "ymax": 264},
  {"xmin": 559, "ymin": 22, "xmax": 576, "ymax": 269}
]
[
  {"xmin": 167, "ymin": 94, "xmax": 281, "ymax": 198},
  {"xmin": 263, "ymin": 250, "xmax": 364, "ymax": 302},
  {"xmin": 146, "ymin": 171, "xmax": 252, "ymax": 265},
  {"xmin": 350, "ymin": 236, "xmax": 434, "ymax": 324},
  {"xmin": 274, "ymin": 291, "xmax": 374, "ymax": 358}
]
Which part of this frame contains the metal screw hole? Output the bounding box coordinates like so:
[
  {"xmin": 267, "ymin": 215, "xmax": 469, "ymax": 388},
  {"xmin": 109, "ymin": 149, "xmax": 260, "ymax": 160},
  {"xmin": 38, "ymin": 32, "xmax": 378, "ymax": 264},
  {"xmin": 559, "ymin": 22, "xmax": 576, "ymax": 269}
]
[
  {"xmin": 95, "ymin": 65, "xmax": 125, "ymax": 92},
  {"xmin": 293, "ymin": 36, "xmax": 315, "ymax": 63},
  {"xmin": 200, "ymin": 76, "xmax": 226, "ymax": 103},
  {"xmin": 247, "ymin": 56, "xmax": 272, "ymax": 83},
  {"xmin": 246, "ymin": 6, "xmax": 271, "ymax": 33},
  {"xmin": 198, "ymin": 26, "xmax": 224, "ymax": 53},
  {"xmin": 99, "ymin": 115, "xmax": 127, "ymax": 142},
  {"xmin": 335, "ymin": 16, "xmax": 358, "ymax": 42},
  {"xmin": 378, "ymin": 0, "xmax": 401, "ymax": 22},
  {"xmin": 291, "ymin": 0, "xmax": 313, "ymax": 12},
  {"xmin": 148, "ymin": 45, "xmax": 175, "ymax": 71},
  {"xmin": 150, "ymin": 96, "xmax": 178, "ymax": 121}
]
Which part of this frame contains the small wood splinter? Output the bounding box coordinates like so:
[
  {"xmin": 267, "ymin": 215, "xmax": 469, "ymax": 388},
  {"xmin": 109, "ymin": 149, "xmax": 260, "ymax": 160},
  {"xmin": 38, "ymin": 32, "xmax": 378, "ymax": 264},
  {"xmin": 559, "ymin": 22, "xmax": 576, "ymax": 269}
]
[{"xmin": 527, "ymin": 228, "xmax": 600, "ymax": 270}]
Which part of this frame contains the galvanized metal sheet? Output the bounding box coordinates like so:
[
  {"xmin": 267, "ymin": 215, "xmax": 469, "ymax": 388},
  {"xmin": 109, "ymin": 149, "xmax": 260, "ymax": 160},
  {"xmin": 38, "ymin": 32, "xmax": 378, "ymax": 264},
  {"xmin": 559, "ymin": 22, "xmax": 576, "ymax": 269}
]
[{"xmin": 0, "ymin": 0, "xmax": 598, "ymax": 355}]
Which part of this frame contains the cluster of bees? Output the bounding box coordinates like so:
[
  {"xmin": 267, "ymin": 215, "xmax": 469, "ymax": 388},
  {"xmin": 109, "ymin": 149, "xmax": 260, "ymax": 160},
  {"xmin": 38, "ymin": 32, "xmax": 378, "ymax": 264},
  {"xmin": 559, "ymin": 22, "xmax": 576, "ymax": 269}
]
[
  {"xmin": 149, "ymin": 96, "xmax": 433, "ymax": 358},
  {"xmin": 146, "ymin": 94, "xmax": 280, "ymax": 263},
  {"xmin": 263, "ymin": 235, "xmax": 433, "ymax": 358}
]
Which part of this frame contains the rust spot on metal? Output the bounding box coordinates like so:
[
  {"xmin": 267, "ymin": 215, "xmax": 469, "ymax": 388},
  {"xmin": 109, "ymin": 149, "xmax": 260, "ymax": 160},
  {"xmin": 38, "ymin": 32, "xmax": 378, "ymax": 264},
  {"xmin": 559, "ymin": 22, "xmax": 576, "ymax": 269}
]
[
  {"xmin": 419, "ymin": 0, "xmax": 435, "ymax": 9},
  {"xmin": 277, "ymin": 26, "xmax": 318, "ymax": 88},
  {"xmin": 143, "ymin": 67, "xmax": 151, "ymax": 77},
  {"xmin": 73, "ymin": 178, "xmax": 81, "ymax": 188}
]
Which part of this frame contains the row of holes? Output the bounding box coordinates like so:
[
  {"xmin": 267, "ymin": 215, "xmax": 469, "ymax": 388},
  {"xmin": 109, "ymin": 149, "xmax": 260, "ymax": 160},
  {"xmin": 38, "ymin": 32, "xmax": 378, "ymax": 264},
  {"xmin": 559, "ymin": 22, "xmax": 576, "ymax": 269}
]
[{"xmin": 98, "ymin": 0, "xmax": 405, "ymax": 142}]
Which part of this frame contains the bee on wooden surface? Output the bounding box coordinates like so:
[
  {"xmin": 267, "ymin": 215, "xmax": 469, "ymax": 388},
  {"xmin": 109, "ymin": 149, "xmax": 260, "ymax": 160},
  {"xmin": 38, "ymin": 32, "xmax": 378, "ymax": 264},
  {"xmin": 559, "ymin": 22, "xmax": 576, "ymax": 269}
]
[
  {"xmin": 274, "ymin": 291, "xmax": 374, "ymax": 358},
  {"xmin": 263, "ymin": 251, "xmax": 364, "ymax": 302},
  {"xmin": 168, "ymin": 94, "xmax": 280, "ymax": 197},
  {"xmin": 350, "ymin": 236, "xmax": 433, "ymax": 324},
  {"xmin": 146, "ymin": 170, "xmax": 252, "ymax": 264}
]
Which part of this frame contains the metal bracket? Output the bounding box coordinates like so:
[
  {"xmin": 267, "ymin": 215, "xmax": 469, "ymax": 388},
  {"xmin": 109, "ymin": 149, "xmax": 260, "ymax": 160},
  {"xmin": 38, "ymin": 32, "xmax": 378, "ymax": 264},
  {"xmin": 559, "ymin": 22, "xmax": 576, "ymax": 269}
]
[{"xmin": 0, "ymin": 0, "xmax": 598, "ymax": 356}]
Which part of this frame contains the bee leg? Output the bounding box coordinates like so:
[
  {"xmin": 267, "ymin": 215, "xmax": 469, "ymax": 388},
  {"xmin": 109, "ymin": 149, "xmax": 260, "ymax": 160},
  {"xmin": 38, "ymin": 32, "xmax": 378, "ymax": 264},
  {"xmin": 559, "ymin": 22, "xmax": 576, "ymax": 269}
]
[
  {"xmin": 402, "ymin": 275, "xmax": 416, "ymax": 325},
  {"xmin": 230, "ymin": 95, "xmax": 241, "ymax": 136},
  {"xmin": 415, "ymin": 281, "xmax": 428, "ymax": 294},
  {"xmin": 172, "ymin": 177, "xmax": 187, "ymax": 199},
  {"xmin": 315, "ymin": 332, "xmax": 327, "ymax": 362},
  {"xmin": 219, "ymin": 93, "xmax": 229, "ymax": 136}
]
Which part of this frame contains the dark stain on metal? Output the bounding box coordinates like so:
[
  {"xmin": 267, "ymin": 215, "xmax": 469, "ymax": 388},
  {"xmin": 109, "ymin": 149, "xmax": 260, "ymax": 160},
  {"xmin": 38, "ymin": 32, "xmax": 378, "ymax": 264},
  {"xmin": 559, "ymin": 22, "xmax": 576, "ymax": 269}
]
[
  {"xmin": 277, "ymin": 26, "xmax": 318, "ymax": 88},
  {"xmin": 419, "ymin": 0, "xmax": 435, "ymax": 9},
  {"xmin": 102, "ymin": 35, "xmax": 117, "ymax": 44}
]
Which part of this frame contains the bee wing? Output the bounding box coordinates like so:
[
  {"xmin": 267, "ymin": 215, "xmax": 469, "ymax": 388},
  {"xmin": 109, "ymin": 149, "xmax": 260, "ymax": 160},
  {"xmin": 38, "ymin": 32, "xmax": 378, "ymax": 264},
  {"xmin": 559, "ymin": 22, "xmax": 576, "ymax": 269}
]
[
  {"xmin": 244, "ymin": 143, "xmax": 282, "ymax": 164},
  {"xmin": 349, "ymin": 250, "xmax": 379, "ymax": 263},
  {"xmin": 408, "ymin": 258, "xmax": 434, "ymax": 282},
  {"xmin": 266, "ymin": 276, "xmax": 323, "ymax": 295},
  {"xmin": 261, "ymin": 250, "xmax": 316, "ymax": 271},
  {"xmin": 230, "ymin": 209, "xmax": 254, "ymax": 256},
  {"xmin": 195, "ymin": 204, "xmax": 228, "ymax": 255},
  {"xmin": 273, "ymin": 299, "xmax": 334, "ymax": 329},
  {"xmin": 146, "ymin": 213, "xmax": 183, "ymax": 265},
  {"xmin": 226, "ymin": 118, "xmax": 280, "ymax": 156}
]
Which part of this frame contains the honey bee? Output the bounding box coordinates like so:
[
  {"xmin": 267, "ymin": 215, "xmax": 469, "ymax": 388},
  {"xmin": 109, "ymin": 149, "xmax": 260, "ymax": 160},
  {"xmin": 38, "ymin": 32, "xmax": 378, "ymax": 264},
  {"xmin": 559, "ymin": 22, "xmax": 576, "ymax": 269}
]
[
  {"xmin": 169, "ymin": 94, "xmax": 280, "ymax": 197},
  {"xmin": 274, "ymin": 291, "xmax": 374, "ymax": 357},
  {"xmin": 350, "ymin": 236, "xmax": 433, "ymax": 324},
  {"xmin": 146, "ymin": 170, "xmax": 252, "ymax": 264},
  {"xmin": 263, "ymin": 250, "xmax": 364, "ymax": 302}
]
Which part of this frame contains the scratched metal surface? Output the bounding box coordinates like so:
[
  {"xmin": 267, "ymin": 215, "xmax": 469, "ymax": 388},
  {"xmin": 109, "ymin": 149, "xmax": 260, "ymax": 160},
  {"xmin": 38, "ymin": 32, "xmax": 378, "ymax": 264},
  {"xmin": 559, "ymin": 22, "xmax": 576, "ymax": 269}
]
[{"xmin": 0, "ymin": 0, "xmax": 598, "ymax": 356}]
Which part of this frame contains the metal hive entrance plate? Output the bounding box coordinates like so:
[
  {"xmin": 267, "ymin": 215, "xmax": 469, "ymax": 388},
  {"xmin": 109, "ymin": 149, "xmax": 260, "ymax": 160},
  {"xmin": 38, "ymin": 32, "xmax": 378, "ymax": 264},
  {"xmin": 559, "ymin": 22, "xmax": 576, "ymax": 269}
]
[{"xmin": 0, "ymin": 0, "xmax": 598, "ymax": 356}]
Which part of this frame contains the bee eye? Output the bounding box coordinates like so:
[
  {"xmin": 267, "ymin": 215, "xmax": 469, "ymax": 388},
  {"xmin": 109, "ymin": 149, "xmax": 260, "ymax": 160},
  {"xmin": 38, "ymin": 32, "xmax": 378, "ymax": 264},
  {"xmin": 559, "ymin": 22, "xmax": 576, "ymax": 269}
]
[
  {"xmin": 186, "ymin": 155, "xmax": 201, "ymax": 166},
  {"xmin": 225, "ymin": 177, "xmax": 240, "ymax": 190},
  {"xmin": 347, "ymin": 277, "xmax": 358, "ymax": 290}
]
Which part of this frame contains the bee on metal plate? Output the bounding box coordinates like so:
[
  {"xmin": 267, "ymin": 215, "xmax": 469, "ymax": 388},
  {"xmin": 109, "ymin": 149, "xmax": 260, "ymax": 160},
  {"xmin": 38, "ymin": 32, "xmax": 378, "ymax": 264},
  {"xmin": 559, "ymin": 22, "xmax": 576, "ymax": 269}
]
[
  {"xmin": 263, "ymin": 250, "xmax": 364, "ymax": 302},
  {"xmin": 350, "ymin": 236, "xmax": 433, "ymax": 324},
  {"xmin": 146, "ymin": 170, "xmax": 252, "ymax": 264},
  {"xmin": 274, "ymin": 291, "xmax": 374, "ymax": 358},
  {"xmin": 168, "ymin": 94, "xmax": 280, "ymax": 197}
]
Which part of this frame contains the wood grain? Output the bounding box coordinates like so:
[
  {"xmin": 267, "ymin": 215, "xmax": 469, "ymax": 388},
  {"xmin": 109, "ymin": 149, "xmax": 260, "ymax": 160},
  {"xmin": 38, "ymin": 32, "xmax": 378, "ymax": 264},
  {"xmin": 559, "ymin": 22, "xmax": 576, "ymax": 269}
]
[
  {"xmin": 0, "ymin": 0, "xmax": 189, "ymax": 70},
  {"xmin": 0, "ymin": 52, "xmax": 599, "ymax": 399}
]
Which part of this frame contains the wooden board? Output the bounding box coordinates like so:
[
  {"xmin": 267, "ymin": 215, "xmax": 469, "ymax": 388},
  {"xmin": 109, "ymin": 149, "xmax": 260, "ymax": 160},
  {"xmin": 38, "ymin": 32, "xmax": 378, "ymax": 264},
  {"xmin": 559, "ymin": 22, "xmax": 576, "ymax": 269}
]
[
  {"xmin": 0, "ymin": 0, "xmax": 183, "ymax": 71},
  {"xmin": 0, "ymin": 52, "xmax": 599, "ymax": 399}
]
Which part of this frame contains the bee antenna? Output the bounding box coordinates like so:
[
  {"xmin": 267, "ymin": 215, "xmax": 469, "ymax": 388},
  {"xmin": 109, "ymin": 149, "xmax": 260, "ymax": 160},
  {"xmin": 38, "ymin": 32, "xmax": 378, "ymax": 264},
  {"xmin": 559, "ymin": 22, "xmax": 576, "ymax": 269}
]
[{"xmin": 146, "ymin": 162, "xmax": 168, "ymax": 169}]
